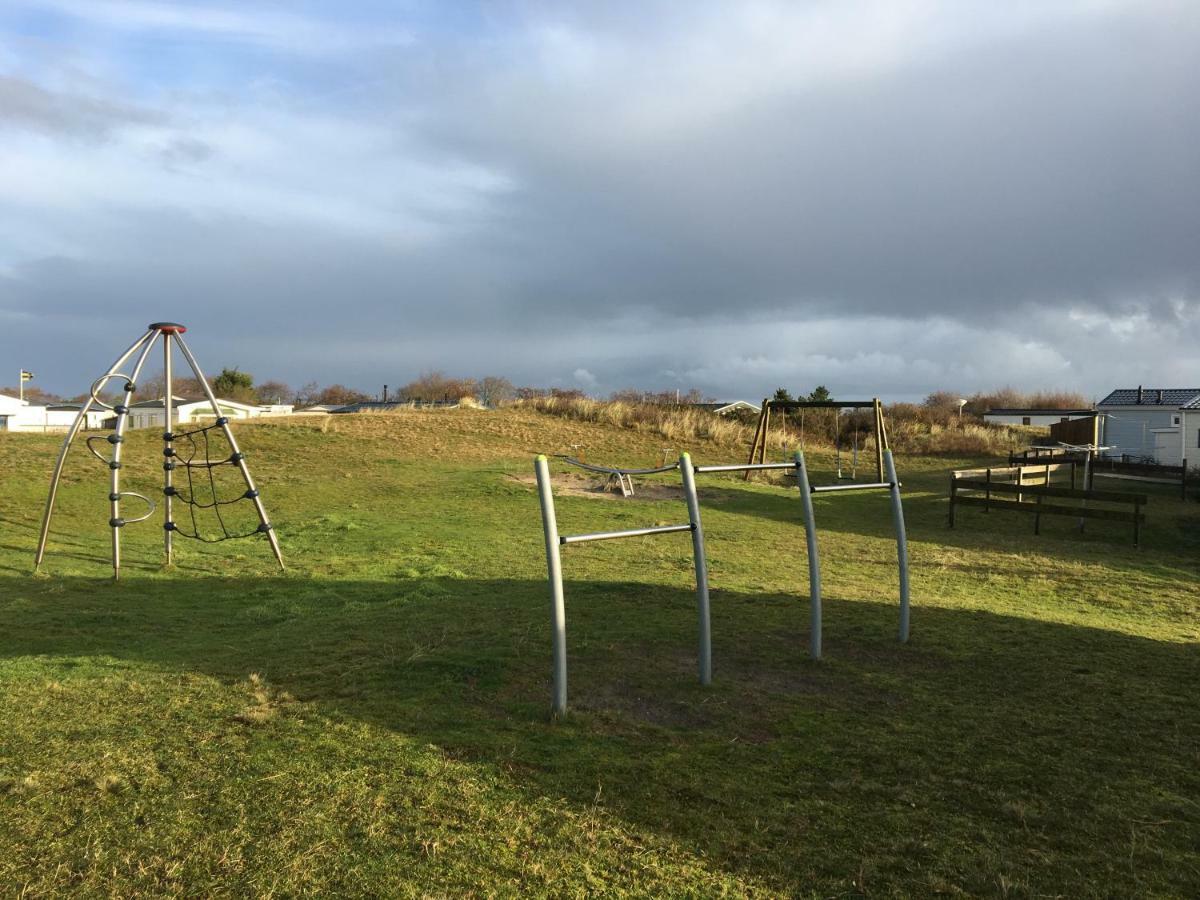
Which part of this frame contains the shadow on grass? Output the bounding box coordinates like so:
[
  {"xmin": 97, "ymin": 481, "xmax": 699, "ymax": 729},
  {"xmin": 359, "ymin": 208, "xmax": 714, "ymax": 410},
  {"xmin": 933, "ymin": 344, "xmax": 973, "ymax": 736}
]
[{"xmin": 1, "ymin": 570, "xmax": 1198, "ymax": 893}]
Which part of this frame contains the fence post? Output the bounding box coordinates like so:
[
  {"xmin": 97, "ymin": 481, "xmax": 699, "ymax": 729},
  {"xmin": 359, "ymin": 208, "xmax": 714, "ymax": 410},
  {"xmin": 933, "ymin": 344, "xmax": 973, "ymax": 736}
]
[
  {"xmin": 885, "ymin": 450, "xmax": 911, "ymax": 644},
  {"xmin": 1133, "ymin": 497, "xmax": 1142, "ymax": 547},
  {"xmin": 985, "ymin": 468, "xmax": 992, "ymax": 512},
  {"xmin": 534, "ymin": 456, "xmax": 568, "ymax": 716},
  {"xmin": 949, "ymin": 474, "xmax": 957, "ymax": 527},
  {"xmin": 679, "ymin": 452, "xmax": 712, "ymax": 686},
  {"xmin": 795, "ymin": 451, "xmax": 822, "ymax": 658}
]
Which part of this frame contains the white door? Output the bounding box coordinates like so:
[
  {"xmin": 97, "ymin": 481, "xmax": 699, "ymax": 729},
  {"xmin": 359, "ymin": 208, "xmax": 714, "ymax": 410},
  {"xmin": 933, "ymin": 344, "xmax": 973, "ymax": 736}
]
[{"xmin": 1153, "ymin": 430, "xmax": 1181, "ymax": 467}]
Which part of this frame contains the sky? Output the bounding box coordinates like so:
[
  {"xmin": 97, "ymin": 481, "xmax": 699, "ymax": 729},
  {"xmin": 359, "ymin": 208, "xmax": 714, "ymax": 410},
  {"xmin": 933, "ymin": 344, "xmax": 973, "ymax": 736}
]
[{"xmin": 1, "ymin": 0, "xmax": 1197, "ymax": 402}]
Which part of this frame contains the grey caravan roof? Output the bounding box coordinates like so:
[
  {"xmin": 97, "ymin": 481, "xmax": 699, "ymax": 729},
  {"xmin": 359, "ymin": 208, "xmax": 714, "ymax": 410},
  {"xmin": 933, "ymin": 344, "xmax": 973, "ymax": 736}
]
[{"xmin": 1097, "ymin": 388, "xmax": 1200, "ymax": 407}]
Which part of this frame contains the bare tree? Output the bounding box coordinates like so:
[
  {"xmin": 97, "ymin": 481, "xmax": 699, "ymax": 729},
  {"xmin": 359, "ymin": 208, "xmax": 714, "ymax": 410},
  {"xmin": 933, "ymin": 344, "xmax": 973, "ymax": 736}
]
[
  {"xmin": 478, "ymin": 376, "xmax": 516, "ymax": 408},
  {"xmin": 400, "ymin": 371, "xmax": 478, "ymax": 402},
  {"xmin": 315, "ymin": 384, "xmax": 371, "ymax": 406},
  {"xmin": 256, "ymin": 379, "xmax": 292, "ymax": 405}
]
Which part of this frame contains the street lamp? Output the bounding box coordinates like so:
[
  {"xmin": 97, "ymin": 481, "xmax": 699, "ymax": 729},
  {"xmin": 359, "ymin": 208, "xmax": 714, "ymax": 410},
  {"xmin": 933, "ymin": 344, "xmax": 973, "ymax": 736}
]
[{"xmin": 957, "ymin": 398, "xmax": 967, "ymax": 424}]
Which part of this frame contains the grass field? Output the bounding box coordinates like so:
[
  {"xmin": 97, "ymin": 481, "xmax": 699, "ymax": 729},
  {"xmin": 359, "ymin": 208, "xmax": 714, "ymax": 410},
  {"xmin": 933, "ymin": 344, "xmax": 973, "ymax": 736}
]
[{"xmin": 2, "ymin": 408, "xmax": 1198, "ymax": 897}]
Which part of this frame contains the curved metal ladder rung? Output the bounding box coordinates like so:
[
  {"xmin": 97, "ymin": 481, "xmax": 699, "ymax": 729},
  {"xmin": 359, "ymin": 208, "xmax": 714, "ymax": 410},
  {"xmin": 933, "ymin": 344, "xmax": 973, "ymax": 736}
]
[
  {"xmin": 85, "ymin": 435, "xmax": 116, "ymax": 464},
  {"xmin": 89, "ymin": 372, "xmax": 134, "ymax": 411},
  {"xmin": 117, "ymin": 491, "xmax": 157, "ymax": 524}
]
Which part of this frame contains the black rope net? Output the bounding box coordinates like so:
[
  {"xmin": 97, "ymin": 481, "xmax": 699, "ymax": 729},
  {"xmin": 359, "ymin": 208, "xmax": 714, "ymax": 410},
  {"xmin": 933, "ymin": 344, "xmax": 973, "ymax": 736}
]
[{"xmin": 164, "ymin": 420, "xmax": 268, "ymax": 543}]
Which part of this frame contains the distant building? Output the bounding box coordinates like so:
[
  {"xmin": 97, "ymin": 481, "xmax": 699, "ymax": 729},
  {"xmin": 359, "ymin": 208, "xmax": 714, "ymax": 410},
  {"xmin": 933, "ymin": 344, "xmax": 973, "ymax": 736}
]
[
  {"xmin": 124, "ymin": 397, "xmax": 283, "ymax": 430},
  {"xmin": 982, "ymin": 408, "xmax": 1095, "ymax": 427},
  {"xmin": 1096, "ymin": 387, "xmax": 1200, "ymax": 466},
  {"xmin": 0, "ymin": 393, "xmax": 82, "ymax": 432},
  {"xmin": 48, "ymin": 404, "xmax": 111, "ymax": 430}
]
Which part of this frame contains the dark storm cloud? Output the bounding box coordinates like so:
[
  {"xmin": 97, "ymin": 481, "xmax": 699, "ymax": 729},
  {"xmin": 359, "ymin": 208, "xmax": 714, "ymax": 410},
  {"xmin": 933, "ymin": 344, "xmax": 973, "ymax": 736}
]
[
  {"xmin": 1, "ymin": 1, "xmax": 1198, "ymax": 399},
  {"xmin": 419, "ymin": 4, "xmax": 1200, "ymax": 323}
]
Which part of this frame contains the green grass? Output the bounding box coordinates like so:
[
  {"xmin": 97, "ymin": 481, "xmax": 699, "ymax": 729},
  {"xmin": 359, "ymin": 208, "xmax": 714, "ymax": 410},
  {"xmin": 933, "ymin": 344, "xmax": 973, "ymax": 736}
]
[{"xmin": 1, "ymin": 409, "xmax": 1198, "ymax": 896}]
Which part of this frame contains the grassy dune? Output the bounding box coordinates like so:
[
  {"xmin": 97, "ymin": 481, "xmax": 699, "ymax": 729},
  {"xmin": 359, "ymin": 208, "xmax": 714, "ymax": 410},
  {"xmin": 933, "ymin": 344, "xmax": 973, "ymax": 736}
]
[{"xmin": 1, "ymin": 408, "xmax": 1198, "ymax": 896}]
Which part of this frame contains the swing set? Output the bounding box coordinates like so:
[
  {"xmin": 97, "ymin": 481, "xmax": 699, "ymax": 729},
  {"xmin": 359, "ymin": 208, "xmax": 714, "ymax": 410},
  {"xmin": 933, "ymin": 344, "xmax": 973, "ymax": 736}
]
[{"xmin": 744, "ymin": 398, "xmax": 890, "ymax": 482}]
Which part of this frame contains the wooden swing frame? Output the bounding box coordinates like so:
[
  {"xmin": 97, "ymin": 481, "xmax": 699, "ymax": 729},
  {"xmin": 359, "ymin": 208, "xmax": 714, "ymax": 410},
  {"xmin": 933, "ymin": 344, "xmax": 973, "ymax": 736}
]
[{"xmin": 744, "ymin": 398, "xmax": 890, "ymax": 481}]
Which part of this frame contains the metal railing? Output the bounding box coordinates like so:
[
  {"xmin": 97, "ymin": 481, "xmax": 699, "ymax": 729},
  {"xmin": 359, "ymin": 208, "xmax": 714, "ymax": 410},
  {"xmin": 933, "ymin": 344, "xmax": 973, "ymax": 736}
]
[{"xmin": 533, "ymin": 450, "xmax": 911, "ymax": 716}]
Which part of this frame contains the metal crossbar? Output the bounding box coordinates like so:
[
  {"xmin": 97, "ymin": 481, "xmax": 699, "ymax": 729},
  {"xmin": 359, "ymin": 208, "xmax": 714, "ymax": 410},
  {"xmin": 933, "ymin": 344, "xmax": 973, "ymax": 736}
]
[
  {"xmin": 560, "ymin": 523, "xmax": 693, "ymax": 545},
  {"xmin": 810, "ymin": 481, "xmax": 893, "ymax": 493},
  {"xmin": 692, "ymin": 462, "xmax": 797, "ymax": 473}
]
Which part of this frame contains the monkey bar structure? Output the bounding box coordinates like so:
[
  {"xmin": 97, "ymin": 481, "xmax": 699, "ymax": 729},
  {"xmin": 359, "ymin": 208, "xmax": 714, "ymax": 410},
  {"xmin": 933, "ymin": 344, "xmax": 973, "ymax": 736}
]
[
  {"xmin": 745, "ymin": 398, "xmax": 890, "ymax": 482},
  {"xmin": 34, "ymin": 322, "xmax": 285, "ymax": 579},
  {"xmin": 533, "ymin": 450, "xmax": 910, "ymax": 716}
]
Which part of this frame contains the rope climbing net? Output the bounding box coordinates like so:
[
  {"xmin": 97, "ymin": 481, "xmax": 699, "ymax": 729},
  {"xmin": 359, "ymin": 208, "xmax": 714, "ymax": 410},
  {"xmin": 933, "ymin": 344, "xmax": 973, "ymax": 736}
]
[{"xmin": 165, "ymin": 418, "xmax": 273, "ymax": 543}]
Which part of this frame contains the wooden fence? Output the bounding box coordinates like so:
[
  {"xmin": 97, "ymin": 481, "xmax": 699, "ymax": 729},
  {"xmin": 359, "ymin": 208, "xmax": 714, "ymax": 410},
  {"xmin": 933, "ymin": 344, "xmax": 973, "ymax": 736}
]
[
  {"xmin": 1007, "ymin": 447, "xmax": 1087, "ymax": 466},
  {"xmin": 1090, "ymin": 456, "xmax": 1189, "ymax": 499},
  {"xmin": 949, "ymin": 467, "xmax": 1146, "ymax": 545},
  {"xmin": 960, "ymin": 462, "xmax": 1081, "ymax": 498},
  {"xmin": 1048, "ymin": 415, "xmax": 1099, "ymax": 446}
]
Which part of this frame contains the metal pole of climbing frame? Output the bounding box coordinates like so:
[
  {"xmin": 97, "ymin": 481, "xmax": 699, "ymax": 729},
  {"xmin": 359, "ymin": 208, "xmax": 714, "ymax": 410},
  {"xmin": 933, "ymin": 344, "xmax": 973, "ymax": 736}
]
[
  {"xmin": 679, "ymin": 452, "xmax": 711, "ymax": 685},
  {"xmin": 794, "ymin": 451, "xmax": 822, "ymax": 659},
  {"xmin": 109, "ymin": 332, "xmax": 160, "ymax": 580},
  {"xmin": 885, "ymin": 450, "xmax": 910, "ymax": 643},
  {"xmin": 163, "ymin": 330, "xmax": 174, "ymax": 566},
  {"xmin": 535, "ymin": 455, "xmax": 568, "ymax": 716},
  {"xmin": 34, "ymin": 328, "xmax": 157, "ymax": 573}
]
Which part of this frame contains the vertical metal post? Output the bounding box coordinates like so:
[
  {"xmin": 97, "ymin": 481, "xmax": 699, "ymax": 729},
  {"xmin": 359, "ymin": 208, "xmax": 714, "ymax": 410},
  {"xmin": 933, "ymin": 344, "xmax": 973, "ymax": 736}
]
[
  {"xmin": 163, "ymin": 331, "xmax": 174, "ymax": 566},
  {"xmin": 885, "ymin": 450, "xmax": 910, "ymax": 643},
  {"xmin": 534, "ymin": 455, "xmax": 568, "ymax": 716},
  {"xmin": 679, "ymin": 452, "xmax": 711, "ymax": 685},
  {"xmin": 34, "ymin": 329, "xmax": 157, "ymax": 572},
  {"xmin": 173, "ymin": 333, "xmax": 285, "ymax": 570},
  {"xmin": 109, "ymin": 333, "xmax": 160, "ymax": 580},
  {"xmin": 794, "ymin": 451, "xmax": 822, "ymax": 659}
]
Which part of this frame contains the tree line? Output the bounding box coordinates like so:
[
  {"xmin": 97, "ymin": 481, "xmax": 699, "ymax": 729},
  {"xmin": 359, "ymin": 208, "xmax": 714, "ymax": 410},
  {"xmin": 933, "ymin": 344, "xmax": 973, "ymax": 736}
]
[{"xmin": 3, "ymin": 370, "xmax": 1090, "ymax": 418}]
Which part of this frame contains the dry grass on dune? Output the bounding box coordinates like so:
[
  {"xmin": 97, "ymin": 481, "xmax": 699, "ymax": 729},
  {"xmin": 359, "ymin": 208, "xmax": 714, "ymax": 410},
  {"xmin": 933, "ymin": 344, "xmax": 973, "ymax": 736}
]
[{"xmin": 517, "ymin": 395, "xmax": 1035, "ymax": 457}]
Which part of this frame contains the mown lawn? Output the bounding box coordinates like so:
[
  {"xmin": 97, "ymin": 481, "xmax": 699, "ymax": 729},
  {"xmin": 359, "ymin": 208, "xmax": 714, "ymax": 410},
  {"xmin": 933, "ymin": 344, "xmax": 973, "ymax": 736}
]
[{"xmin": 1, "ymin": 409, "xmax": 1198, "ymax": 896}]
